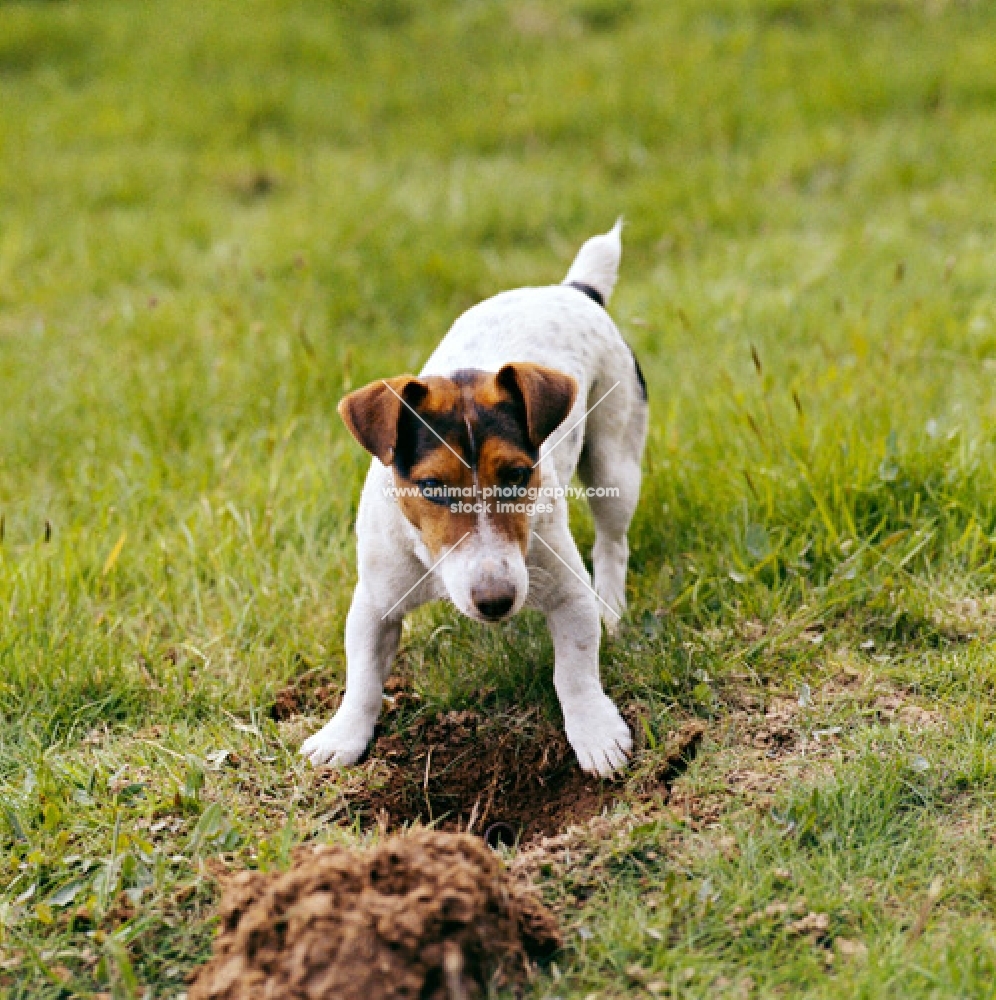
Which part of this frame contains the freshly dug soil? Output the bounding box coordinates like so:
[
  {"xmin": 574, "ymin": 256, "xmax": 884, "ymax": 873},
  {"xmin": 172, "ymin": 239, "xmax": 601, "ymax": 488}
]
[
  {"xmin": 188, "ymin": 830, "xmax": 560, "ymax": 1000},
  {"xmin": 348, "ymin": 705, "xmax": 705, "ymax": 841},
  {"xmin": 271, "ymin": 673, "xmax": 340, "ymax": 721}
]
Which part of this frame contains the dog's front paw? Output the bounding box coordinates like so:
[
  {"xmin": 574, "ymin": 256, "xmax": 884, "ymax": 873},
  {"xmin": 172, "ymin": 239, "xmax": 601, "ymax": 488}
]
[
  {"xmin": 299, "ymin": 714, "xmax": 373, "ymax": 768},
  {"xmin": 563, "ymin": 696, "xmax": 633, "ymax": 776}
]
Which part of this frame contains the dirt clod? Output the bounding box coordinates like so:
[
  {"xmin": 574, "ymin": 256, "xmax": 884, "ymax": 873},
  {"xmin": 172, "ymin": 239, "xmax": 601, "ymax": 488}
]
[
  {"xmin": 271, "ymin": 678, "xmax": 341, "ymax": 721},
  {"xmin": 188, "ymin": 830, "xmax": 560, "ymax": 1000}
]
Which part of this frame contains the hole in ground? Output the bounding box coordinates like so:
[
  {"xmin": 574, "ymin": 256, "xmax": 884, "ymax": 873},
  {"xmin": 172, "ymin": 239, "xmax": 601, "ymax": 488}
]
[{"xmin": 336, "ymin": 683, "xmax": 706, "ymax": 842}]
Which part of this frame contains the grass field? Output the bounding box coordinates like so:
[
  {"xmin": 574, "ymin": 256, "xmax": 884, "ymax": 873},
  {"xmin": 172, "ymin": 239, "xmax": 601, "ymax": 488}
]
[{"xmin": 3, "ymin": 0, "xmax": 996, "ymax": 995}]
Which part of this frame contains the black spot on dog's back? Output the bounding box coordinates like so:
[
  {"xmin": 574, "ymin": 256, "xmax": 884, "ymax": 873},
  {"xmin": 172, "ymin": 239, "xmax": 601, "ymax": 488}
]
[
  {"xmin": 629, "ymin": 345, "xmax": 647, "ymax": 400},
  {"xmin": 568, "ymin": 281, "xmax": 605, "ymax": 309}
]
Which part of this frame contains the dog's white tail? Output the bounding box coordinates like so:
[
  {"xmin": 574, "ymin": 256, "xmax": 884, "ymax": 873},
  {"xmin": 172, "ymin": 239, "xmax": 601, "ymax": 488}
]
[{"xmin": 562, "ymin": 218, "xmax": 623, "ymax": 305}]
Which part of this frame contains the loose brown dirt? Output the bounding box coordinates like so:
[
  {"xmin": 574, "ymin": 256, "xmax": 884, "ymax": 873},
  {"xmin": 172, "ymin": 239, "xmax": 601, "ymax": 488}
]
[
  {"xmin": 187, "ymin": 830, "xmax": 560, "ymax": 1000},
  {"xmin": 344, "ymin": 704, "xmax": 706, "ymax": 842},
  {"xmin": 271, "ymin": 672, "xmax": 340, "ymax": 721}
]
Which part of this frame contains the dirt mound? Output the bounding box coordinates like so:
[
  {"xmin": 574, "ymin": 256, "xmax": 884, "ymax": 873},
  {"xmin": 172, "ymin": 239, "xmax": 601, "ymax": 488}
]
[
  {"xmin": 188, "ymin": 830, "xmax": 560, "ymax": 1000},
  {"xmin": 347, "ymin": 707, "xmax": 705, "ymax": 841}
]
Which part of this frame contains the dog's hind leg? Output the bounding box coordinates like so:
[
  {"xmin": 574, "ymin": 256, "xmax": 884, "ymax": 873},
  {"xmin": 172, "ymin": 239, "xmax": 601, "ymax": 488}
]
[{"xmin": 577, "ymin": 381, "xmax": 648, "ymax": 634}]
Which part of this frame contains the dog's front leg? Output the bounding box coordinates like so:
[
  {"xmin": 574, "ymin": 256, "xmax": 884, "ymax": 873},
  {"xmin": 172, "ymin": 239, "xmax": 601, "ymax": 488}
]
[
  {"xmin": 537, "ymin": 527, "xmax": 632, "ymax": 776},
  {"xmin": 300, "ymin": 587, "xmax": 401, "ymax": 767}
]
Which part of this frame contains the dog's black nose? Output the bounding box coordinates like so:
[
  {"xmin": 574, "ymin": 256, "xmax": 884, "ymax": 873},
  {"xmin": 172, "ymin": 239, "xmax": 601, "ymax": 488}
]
[{"xmin": 472, "ymin": 586, "xmax": 515, "ymax": 621}]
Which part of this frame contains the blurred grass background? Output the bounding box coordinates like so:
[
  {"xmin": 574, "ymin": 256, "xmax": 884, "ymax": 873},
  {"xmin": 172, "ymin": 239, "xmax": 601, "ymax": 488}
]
[{"xmin": 3, "ymin": 0, "xmax": 996, "ymax": 996}]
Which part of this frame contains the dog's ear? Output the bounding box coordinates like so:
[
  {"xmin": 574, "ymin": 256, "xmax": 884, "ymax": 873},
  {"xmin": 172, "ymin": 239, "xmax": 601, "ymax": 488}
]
[
  {"xmin": 338, "ymin": 375, "xmax": 427, "ymax": 466},
  {"xmin": 496, "ymin": 363, "xmax": 578, "ymax": 449}
]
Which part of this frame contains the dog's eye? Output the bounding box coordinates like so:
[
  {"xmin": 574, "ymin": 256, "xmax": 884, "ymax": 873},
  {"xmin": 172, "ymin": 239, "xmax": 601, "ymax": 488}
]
[
  {"xmin": 502, "ymin": 467, "xmax": 532, "ymax": 495},
  {"xmin": 415, "ymin": 479, "xmax": 451, "ymax": 505}
]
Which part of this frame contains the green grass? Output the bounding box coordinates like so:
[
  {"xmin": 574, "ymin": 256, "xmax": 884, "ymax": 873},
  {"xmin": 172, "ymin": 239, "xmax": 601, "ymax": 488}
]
[{"xmin": 3, "ymin": 0, "xmax": 996, "ymax": 995}]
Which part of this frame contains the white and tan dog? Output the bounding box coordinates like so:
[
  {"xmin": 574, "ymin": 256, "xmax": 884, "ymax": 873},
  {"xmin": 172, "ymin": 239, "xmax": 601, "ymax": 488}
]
[{"xmin": 301, "ymin": 222, "xmax": 647, "ymax": 775}]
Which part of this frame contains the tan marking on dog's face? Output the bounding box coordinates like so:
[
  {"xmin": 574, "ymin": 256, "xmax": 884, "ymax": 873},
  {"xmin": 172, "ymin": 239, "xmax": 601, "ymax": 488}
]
[
  {"xmin": 396, "ymin": 444, "xmax": 476, "ymax": 555},
  {"xmin": 473, "ymin": 436, "xmax": 538, "ymax": 551}
]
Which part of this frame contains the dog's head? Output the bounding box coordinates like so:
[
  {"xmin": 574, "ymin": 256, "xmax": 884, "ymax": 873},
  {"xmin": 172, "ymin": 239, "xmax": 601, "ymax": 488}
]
[{"xmin": 339, "ymin": 364, "xmax": 577, "ymax": 623}]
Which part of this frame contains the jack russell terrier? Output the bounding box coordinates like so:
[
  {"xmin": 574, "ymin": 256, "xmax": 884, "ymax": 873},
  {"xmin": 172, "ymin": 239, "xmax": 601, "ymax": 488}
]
[{"xmin": 301, "ymin": 222, "xmax": 648, "ymax": 775}]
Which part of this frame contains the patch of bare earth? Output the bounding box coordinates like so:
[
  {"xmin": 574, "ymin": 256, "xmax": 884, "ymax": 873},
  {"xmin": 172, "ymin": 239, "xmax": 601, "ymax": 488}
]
[
  {"xmin": 188, "ymin": 830, "xmax": 560, "ymax": 1000},
  {"xmin": 342, "ymin": 701, "xmax": 705, "ymax": 841}
]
